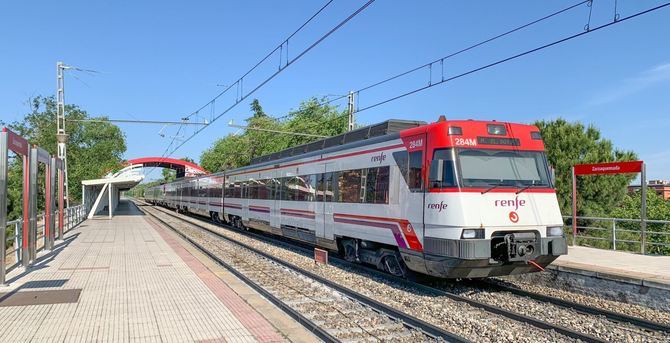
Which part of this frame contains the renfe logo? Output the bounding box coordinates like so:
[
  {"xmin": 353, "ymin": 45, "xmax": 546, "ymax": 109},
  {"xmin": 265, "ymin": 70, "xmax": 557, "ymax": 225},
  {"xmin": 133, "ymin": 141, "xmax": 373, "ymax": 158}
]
[
  {"xmin": 371, "ymin": 151, "xmax": 387, "ymax": 164},
  {"xmin": 427, "ymin": 201, "xmax": 448, "ymax": 212},
  {"xmin": 494, "ymin": 196, "xmax": 526, "ymax": 211}
]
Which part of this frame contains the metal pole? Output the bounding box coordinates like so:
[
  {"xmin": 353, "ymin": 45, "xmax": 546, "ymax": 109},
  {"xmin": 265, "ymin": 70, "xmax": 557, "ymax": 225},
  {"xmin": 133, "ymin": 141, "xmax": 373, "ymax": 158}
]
[
  {"xmin": 347, "ymin": 91, "xmax": 355, "ymax": 131},
  {"xmin": 0, "ymin": 131, "xmax": 8, "ymax": 284},
  {"xmin": 57, "ymin": 166, "xmax": 64, "ymax": 240},
  {"xmin": 612, "ymin": 218, "xmax": 616, "ymax": 250},
  {"xmin": 21, "ymin": 154, "xmax": 30, "ymax": 267},
  {"xmin": 56, "ymin": 61, "xmax": 70, "ymax": 208},
  {"xmin": 46, "ymin": 158, "xmax": 56, "ymax": 250},
  {"xmin": 572, "ymin": 166, "xmax": 577, "ymax": 246},
  {"xmin": 29, "ymin": 148, "xmax": 37, "ymax": 263},
  {"xmin": 641, "ymin": 163, "xmax": 647, "ymax": 254},
  {"xmin": 14, "ymin": 221, "xmax": 19, "ymax": 265}
]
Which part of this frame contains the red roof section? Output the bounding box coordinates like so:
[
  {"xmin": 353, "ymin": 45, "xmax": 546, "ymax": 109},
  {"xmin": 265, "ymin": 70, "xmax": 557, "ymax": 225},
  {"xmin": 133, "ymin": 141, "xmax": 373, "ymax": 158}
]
[{"xmin": 127, "ymin": 157, "xmax": 206, "ymax": 173}]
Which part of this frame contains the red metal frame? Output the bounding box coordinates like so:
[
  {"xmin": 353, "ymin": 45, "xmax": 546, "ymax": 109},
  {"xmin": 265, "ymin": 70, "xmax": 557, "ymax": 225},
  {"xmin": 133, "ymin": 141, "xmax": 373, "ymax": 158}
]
[{"xmin": 571, "ymin": 160, "xmax": 646, "ymax": 252}]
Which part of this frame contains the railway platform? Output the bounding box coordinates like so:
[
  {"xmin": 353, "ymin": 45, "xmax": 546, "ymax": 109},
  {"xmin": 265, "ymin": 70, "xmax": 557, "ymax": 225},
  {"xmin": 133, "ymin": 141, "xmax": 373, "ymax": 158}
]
[
  {"xmin": 0, "ymin": 199, "xmax": 312, "ymax": 343},
  {"xmin": 551, "ymin": 246, "xmax": 670, "ymax": 290}
]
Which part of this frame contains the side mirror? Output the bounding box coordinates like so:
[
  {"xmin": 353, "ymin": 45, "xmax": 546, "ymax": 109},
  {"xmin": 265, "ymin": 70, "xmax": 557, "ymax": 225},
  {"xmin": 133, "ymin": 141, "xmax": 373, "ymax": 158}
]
[
  {"xmin": 550, "ymin": 166, "xmax": 556, "ymax": 186},
  {"xmin": 429, "ymin": 160, "xmax": 444, "ymax": 183}
]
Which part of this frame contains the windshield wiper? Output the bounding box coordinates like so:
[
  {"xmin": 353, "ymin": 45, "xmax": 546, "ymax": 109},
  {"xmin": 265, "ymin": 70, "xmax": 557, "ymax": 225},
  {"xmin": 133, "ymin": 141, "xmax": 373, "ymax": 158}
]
[
  {"xmin": 481, "ymin": 183, "xmax": 506, "ymax": 194},
  {"xmin": 516, "ymin": 184, "xmax": 546, "ymax": 194}
]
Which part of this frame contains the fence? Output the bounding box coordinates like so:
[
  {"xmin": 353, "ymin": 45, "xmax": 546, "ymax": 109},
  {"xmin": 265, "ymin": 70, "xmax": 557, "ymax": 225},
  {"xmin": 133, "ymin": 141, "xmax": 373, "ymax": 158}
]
[
  {"xmin": 3, "ymin": 204, "xmax": 86, "ymax": 273},
  {"xmin": 563, "ymin": 215, "xmax": 670, "ymax": 255}
]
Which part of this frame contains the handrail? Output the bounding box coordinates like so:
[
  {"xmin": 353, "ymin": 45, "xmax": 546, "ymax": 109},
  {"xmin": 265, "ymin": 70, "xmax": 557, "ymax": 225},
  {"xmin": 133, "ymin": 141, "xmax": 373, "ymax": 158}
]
[
  {"xmin": 562, "ymin": 215, "xmax": 670, "ymax": 255},
  {"xmin": 3, "ymin": 204, "xmax": 87, "ymax": 273}
]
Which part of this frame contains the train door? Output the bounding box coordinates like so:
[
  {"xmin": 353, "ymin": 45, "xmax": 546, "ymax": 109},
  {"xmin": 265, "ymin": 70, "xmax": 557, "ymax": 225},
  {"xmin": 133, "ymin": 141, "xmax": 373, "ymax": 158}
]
[
  {"xmin": 315, "ymin": 164, "xmax": 327, "ymax": 238},
  {"xmin": 401, "ymin": 133, "xmax": 427, "ymax": 245},
  {"xmin": 322, "ymin": 162, "xmax": 337, "ymax": 240},
  {"xmin": 270, "ymin": 169, "xmax": 281, "ymax": 229}
]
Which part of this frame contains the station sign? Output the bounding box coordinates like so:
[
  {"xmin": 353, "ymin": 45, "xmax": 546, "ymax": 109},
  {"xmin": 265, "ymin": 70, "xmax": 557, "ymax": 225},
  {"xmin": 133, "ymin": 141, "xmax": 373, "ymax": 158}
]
[
  {"xmin": 3, "ymin": 128, "xmax": 29, "ymax": 156},
  {"xmin": 573, "ymin": 161, "xmax": 643, "ymax": 176}
]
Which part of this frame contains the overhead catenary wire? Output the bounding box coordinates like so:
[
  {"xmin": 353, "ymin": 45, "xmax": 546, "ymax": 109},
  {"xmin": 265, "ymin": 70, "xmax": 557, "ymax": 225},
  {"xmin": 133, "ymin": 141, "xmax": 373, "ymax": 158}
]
[
  {"xmin": 351, "ymin": 1, "xmax": 670, "ymax": 114},
  {"xmin": 263, "ymin": 0, "xmax": 595, "ymax": 124},
  {"xmin": 270, "ymin": 1, "xmax": 669, "ymax": 129},
  {"xmin": 151, "ymin": 0, "xmax": 375, "ymax": 178},
  {"xmin": 319, "ymin": 0, "xmax": 591, "ymax": 107}
]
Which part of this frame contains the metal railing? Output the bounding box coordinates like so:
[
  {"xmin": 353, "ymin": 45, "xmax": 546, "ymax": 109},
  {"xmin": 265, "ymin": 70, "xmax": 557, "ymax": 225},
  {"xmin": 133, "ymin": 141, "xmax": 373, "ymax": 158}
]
[
  {"xmin": 563, "ymin": 215, "xmax": 670, "ymax": 255},
  {"xmin": 4, "ymin": 204, "xmax": 86, "ymax": 273}
]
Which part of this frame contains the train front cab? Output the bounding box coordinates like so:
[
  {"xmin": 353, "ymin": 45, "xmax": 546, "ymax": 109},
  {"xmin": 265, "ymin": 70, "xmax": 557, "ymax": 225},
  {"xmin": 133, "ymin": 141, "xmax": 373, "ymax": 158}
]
[{"xmin": 398, "ymin": 119, "xmax": 567, "ymax": 279}]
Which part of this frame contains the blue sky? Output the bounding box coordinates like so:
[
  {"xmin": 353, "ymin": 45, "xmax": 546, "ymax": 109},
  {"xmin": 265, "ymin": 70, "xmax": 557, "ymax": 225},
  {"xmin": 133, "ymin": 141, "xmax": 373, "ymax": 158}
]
[{"xmin": 1, "ymin": 1, "xmax": 669, "ymax": 180}]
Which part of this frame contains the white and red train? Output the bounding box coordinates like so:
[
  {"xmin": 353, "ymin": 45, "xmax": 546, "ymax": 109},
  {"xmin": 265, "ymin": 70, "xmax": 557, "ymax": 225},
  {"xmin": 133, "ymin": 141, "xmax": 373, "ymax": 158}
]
[{"xmin": 144, "ymin": 117, "xmax": 567, "ymax": 278}]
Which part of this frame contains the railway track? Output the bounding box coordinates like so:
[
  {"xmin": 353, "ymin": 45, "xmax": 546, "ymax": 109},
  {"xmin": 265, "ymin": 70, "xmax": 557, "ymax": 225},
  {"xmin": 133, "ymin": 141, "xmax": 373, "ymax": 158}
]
[
  {"xmin": 139, "ymin": 201, "xmax": 670, "ymax": 342},
  {"xmin": 138, "ymin": 202, "xmax": 466, "ymax": 343}
]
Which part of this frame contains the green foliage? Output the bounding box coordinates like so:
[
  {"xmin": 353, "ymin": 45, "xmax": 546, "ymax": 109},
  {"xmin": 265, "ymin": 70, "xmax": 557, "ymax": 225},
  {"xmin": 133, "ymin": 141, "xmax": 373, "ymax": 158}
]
[
  {"xmin": 160, "ymin": 157, "xmax": 194, "ymax": 183},
  {"xmin": 200, "ymin": 98, "xmax": 348, "ymax": 172},
  {"xmin": 534, "ymin": 118, "xmax": 637, "ymax": 216},
  {"xmin": 610, "ymin": 191, "xmax": 670, "ymax": 255},
  {"xmin": 4, "ymin": 96, "xmax": 126, "ymax": 221}
]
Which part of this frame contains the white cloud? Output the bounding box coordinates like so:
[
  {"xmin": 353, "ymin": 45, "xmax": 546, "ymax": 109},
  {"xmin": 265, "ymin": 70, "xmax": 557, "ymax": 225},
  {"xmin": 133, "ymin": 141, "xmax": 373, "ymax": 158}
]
[{"xmin": 587, "ymin": 63, "xmax": 670, "ymax": 107}]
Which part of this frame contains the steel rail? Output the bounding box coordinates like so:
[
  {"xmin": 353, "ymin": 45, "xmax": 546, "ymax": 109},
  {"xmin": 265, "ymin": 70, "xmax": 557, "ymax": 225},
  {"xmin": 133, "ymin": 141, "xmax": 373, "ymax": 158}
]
[
  {"xmin": 140, "ymin": 201, "xmax": 609, "ymax": 343},
  {"xmin": 136, "ymin": 201, "xmax": 468, "ymax": 343},
  {"xmin": 480, "ymin": 280, "xmax": 670, "ymax": 333}
]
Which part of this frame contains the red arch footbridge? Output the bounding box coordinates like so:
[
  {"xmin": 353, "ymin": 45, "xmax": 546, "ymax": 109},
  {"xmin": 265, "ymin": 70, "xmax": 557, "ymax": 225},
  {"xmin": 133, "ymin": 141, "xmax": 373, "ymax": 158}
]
[{"xmin": 127, "ymin": 157, "xmax": 206, "ymax": 178}]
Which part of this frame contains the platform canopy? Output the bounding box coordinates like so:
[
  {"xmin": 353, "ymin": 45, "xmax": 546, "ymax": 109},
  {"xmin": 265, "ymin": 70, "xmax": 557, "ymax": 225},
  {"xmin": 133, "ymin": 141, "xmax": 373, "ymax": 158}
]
[{"xmin": 82, "ymin": 164, "xmax": 144, "ymax": 218}]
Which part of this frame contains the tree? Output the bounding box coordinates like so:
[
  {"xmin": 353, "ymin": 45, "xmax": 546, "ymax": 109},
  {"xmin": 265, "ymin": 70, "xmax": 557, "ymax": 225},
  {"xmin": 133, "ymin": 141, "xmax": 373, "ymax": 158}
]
[
  {"xmin": 534, "ymin": 119, "xmax": 637, "ymax": 216},
  {"xmin": 200, "ymin": 98, "xmax": 347, "ymax": 172},
  {"xmin": 160, "ymin": 157, "xmax": 195, "ymax": 182},
  {"xmin": 4, "ymin": 96, "xmax": 126, "ymax": 220}
]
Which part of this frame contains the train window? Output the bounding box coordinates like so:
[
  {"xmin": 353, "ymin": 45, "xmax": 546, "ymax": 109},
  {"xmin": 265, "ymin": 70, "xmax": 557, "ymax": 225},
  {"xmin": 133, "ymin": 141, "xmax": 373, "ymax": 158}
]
[
  {"xmin": 316, "ymin": 174, "xmax": 325, "ymax": 201},
  {"xmin": 338, "ymin": 170, "xmax": 362, "ymax": 203},
  {"xmin": 408, "ymin": 151, "xmax": 423, "ymax": 191},
  {"xmin": 199, "ymin": 181, "xmax": 208, "ymax": 197},
  {"xmin": 429, "ymin": 149, "xmax": 457, "ymax": 189},
  {"xmin": 209, "ymin": 177, "xmax": 223, "ymax": 198},
  {"xmin": 304, "ymin": 175, "xmax": 318, "ymax": 201},
  {"xmin": 225, "ymin": 182, "xmax": 234, "ymax": 198},
  {"xmin": 363, "ymin": 166, "xmax": 390, "ymax": 204},
  {"xmin": 233, "ymin": 182, "xmax": 242, "ymax": 198},
  {"xmin": 324, "ymin": 172, "xmax": 335, "ymax": 202},
  {"xmin": 256, "ymin": 179, "xmax": 268, "ymax": 200},
  {"xmin": 280, "ymin": 178, "xmax": 292, "ymax": 201},
  {"xmin": 316, "ymin": 173, "xmax": 334, "ymax": 202},
  {"xmin": 247, "ymin": 179, "xmax": 259, "ymax": 199},
  {"xmin": 268, "ymin": 178, "xmax": 280, "ymax": 200}
]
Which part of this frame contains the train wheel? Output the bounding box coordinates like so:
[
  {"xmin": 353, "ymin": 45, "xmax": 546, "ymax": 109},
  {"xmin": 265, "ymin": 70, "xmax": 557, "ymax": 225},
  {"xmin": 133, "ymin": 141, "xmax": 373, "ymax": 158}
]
[{"xmin": 343, "ymin": 243, "xmax": 358, "ymax": 262}]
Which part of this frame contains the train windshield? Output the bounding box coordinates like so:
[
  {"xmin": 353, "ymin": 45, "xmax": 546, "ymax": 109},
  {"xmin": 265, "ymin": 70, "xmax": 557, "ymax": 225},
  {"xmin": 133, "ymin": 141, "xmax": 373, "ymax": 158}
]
[{"xmin": 457, "ymin": 149, "xmax": 551, "ymax": 188}]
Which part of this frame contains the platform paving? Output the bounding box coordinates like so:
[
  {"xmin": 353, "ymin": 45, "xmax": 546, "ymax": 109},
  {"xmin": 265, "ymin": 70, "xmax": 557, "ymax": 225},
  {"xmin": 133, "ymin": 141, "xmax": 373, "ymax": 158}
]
[
  {"xmin": 552, "ymin": 245, "xmax": 670, "ymax": 289},
  {"xmin": 0, "ymin": 200, "xmax": 294, "ymax": 343}
]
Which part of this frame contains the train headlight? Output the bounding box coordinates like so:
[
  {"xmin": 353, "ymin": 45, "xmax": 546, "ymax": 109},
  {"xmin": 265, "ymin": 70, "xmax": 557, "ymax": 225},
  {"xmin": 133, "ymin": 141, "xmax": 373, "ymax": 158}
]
[
  {"xmin": 547, "ymin": 226, "xmax": 564, "ymax": 237},
  {"xmin": 461, "ymin": 229, "xmax": 485, "ymax": 239}
]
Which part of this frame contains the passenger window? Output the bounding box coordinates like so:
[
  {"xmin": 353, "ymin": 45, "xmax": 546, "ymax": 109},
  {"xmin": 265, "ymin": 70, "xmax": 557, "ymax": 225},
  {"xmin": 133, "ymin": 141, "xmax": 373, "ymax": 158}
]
[
  {"xmin": 338, "ymin": 170, "xmax": 362, "ymax": 203},
  {"xmin": 429, "ymin": 149, "xmax": 457, "ymax": 188},
  {"xmin": 268, "ymin": 178, "xmax": 280, "ymax": 200},
  {"xmin": 408, "ymin": 151, "xmax": 423, "ymax": 191},
  {"xmin": 363, "ymin": 166, "xmax": 390, "ymax": 204}
]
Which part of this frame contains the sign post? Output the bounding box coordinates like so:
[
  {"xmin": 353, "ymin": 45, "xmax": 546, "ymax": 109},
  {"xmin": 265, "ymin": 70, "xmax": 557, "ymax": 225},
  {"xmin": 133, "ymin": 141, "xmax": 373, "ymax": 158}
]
[
  {"xmin": 572, "ymin": 161, "xmax": 646, "ymax": 253},
  {"xmin": 0, "ymin": 130, "xmax": 9, "ymax": 284},
  {"xmin": 28, "ymin": 147, "xmax": 38, "ymax": 263}
]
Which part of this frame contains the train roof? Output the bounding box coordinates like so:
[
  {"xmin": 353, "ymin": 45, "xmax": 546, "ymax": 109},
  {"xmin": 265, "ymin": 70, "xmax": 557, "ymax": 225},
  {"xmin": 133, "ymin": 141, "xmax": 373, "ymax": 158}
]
[{"xmin": 249, "ymin": 119, "xmax": 425, "ymax": 165}]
